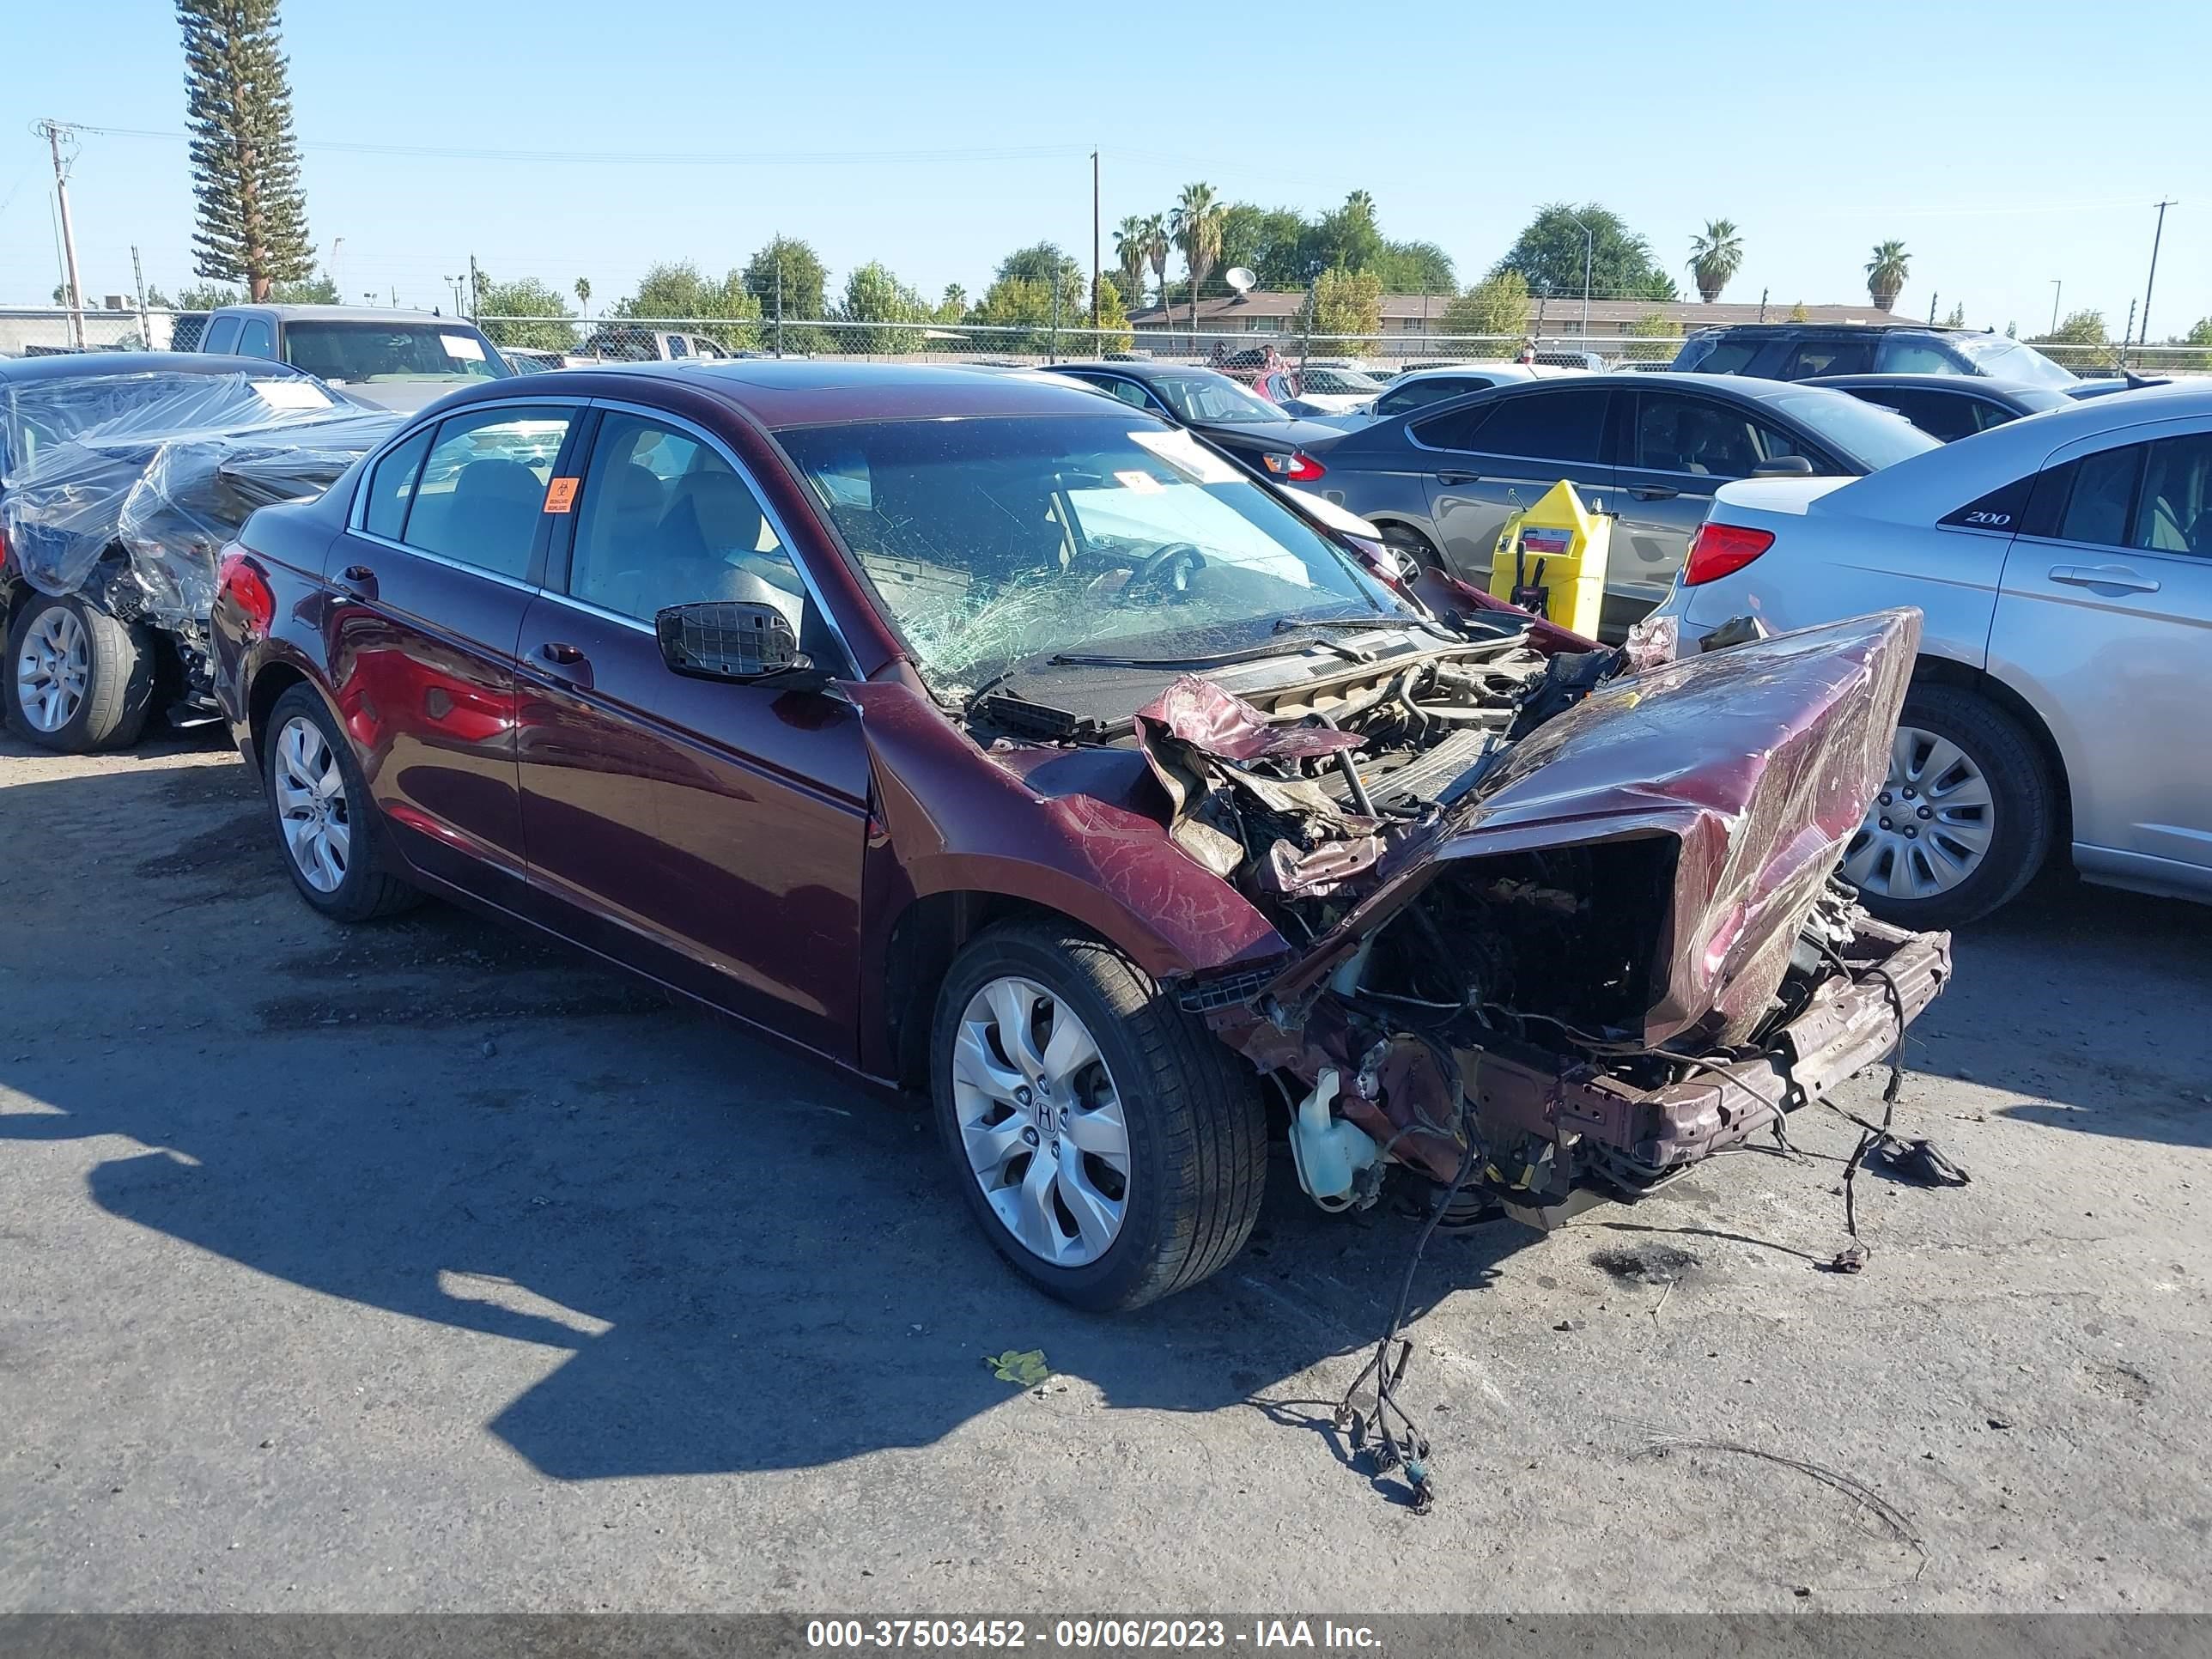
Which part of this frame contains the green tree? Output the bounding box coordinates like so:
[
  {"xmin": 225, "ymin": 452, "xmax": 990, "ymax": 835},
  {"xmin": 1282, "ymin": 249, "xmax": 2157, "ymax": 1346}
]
[
  {"xmin": 1942, "ymin": 302, "xmax": 1966, "ymax": 328},
  {"xmin": 616, "ymin": 261, "xmax": 763, "ymax": 350},
  {"xmin": 936, "ymin": 284, "xmax": 967, "ymax": 324},
  {"xmin": 2032, "ymin": 309, "xmax": 2109, "ymax": 345},
  {"xmin": 1372, "ymin": 240, "xmax": 1456, "ymax": 295},
  {"xmin": 1865, "ymin": 240, "xmax": 1910, "ymax": 310},
  {"xmin": 270, "ymin": 271, "xmax": 337, "ymax": 304},
  {"xmin": 1492, "ymin": 204, "xmax": 1663, "ymax": 301},
  {"xmin": 1310, "ymin": 267, "xmax": 1382, "ymax": 346},
  {"xmin": 1686, "ymin": 219, "xmax": 1742, "ymax": 303},
  {"xmin": 1308, "ymin": 191, "xmax": 1382, "ymax": 276},
  {"xmin": 994, "ymin": 242, "xmax": 1086, "ymax": 306},
  {"xmin": 966, "ymin": 276, "xmax": 1066, "ymax": 353},
  {"xmin": 574, "ymin": 276, "xmax": 591, "ymax": 317},
  {"xmin": 178, "ymin": 0, "xmax": 314, "ymax": 301},
  {"xmin": 1139, "ymin": 214, "xmax": 1170, "ymax": 319},
  {"xmin": 838, "ymin": 260, "xmax": 928, "ymax": 352},
  {"xmin": 1112, "ymin": 216, "xmax": 1152, "ymax": 310},
  {"xmin": 475, "ymin": 277, "xmax": 578, "ymax": 350},
  {"xmin": 1215, "ymin": 204, "xmax": 1310, "ymax": 289},
  {"xmin": 1171, "ymin": 182, "xmax": 1224, "ymax": 333},
  {"xmin": 177, "ymin": 280, "xmax": 241, "ymax": 310},
  {"xmin": 1440, "ymin": 270, "xmax": 1531, "ymax": 348},
  {"xmin": 1091, "ymin": 275, "xmax": 1133, "ymax": 353},
  {"xmin": 2176, "ymin": 317, "xmax": 2212, "ymax": 370},
  {"xmin": 742, "ymin": 235, "xmax": 828, "ymax": 333},
  {"xmin": 1788, "ymin": 301, "xmax": 1809, "ymax": 322},
  {"xmin": 1622, "ymin": 311, "xmax": 1682, "ymax": 362}
]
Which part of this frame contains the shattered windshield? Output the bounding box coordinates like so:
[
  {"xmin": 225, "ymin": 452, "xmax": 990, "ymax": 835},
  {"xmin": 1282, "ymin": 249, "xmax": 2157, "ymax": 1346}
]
[{"xmin": 775, "ymin": 414, "xmax": 1410, "ymax": 695}]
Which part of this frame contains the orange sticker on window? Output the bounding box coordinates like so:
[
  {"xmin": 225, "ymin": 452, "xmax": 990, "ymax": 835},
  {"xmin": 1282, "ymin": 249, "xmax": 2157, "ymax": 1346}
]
[{"xmin": 544, "ymin": 477, "xmax": 579, "ymax": 514}]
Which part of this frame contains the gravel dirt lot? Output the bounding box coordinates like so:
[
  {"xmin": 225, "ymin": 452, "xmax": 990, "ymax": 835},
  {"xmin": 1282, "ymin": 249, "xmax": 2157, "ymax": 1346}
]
[{"xmin": 3, "ymin": 727, "xmax": 2209, "ymax": 1614}]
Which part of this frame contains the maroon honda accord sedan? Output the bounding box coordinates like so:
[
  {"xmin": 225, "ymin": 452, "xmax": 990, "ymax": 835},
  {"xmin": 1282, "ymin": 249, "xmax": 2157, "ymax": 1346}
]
[{"xmin": 210, "ymin": 360, "xmax": 1948, "ymax": 1310}]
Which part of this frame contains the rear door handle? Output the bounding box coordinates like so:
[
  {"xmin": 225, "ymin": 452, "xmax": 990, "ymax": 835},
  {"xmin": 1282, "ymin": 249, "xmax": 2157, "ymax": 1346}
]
[
  {"xmin": 337, "ymin": 563, "xmax": 378, "ymax": 598},
  {"xmin": 534, "ymin": 641, "xmax": 594, "ymax": 690},
  {"xmin": 2050, "ymin": 564, "xmax": 2161, "ymax": 594},
  {"xmin": 1434, "ymin": 470, "xmax": 1480, "ymax": 485},
  {"xmin": 1628, "ymin": 486, "xmax": 1680, "ymax": 501}
]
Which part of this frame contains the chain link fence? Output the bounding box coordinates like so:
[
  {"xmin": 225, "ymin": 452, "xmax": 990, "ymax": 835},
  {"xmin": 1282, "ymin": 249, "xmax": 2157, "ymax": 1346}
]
[{"xmin": 4, "ymin": 304, "xmax": 2208, "ymax": 380}]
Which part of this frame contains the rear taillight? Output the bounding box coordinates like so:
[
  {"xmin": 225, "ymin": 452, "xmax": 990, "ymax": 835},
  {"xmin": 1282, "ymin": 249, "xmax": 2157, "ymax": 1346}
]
[
  {"xmin": 1682, "ymin": 521, "xmax": 1774, "ymax": 586},
  {"xmin": 0, "ymin": 524, "xmax": 9, "ymax": 575},
  {"xmin": 1286, "ymin": 451, "xmax": 1326, "ymax": 482},
  {"xmin": 217, "ymin": 545, "xmax": 275, "ymax": 636}
]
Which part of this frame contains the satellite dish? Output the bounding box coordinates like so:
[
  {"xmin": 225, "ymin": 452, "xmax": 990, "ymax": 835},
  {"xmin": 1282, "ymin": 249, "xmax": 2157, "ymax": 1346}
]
[{"xmin": 1224, "ymin": 266, "xmax": 1256, "ymax": 297}]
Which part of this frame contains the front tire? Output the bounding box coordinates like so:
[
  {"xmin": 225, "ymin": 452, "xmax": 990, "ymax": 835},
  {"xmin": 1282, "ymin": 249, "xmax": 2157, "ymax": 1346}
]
[
  {"xmin": 1843, "ymin": 684, "xmax": 2054, "ymax": 928},
  {"xmin": 263, "ymin": 683, "xmax": 422, "ymax": 922},
  {"xmin": 1382, "ymin": 523, "xmax": 1443, "ymax": 577},
  {"xmin": 931, "ymin": 921, "xmax": 1266, "ymax": 1312},
  {"xmin": 6, "ymin": 593, "xmax": 154, "ymax": 752}
]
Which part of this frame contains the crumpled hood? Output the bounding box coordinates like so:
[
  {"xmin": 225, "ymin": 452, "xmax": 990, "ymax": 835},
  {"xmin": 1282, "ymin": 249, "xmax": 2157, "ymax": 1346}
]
[{"xmin": 1266, "ymin": 609, "xmax": 1922, "ymax": 1047}]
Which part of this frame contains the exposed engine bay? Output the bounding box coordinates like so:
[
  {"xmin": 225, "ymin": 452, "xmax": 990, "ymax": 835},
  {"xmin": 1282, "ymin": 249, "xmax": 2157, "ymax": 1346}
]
[{"xmin": 1116, "ymin": 606, "xmax": 1953, "ymax": 1222}]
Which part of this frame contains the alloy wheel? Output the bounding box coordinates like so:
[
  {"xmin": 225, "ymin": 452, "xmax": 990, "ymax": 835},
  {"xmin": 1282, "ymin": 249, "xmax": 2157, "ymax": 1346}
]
[
  {"xmin": 1843, "ymin": 723, "xmax": 1995, "ymax": 901},
  {"xmin": 272, "ymin": 714, "xmax": 353, "ymax": 894},
  {"xmin": 15, "ymin": 606, "xmax": 89, "ymax": 733},
  {"xmin": 949, "ymin": 975, "xmax": 1131, "ymax": 1267}
]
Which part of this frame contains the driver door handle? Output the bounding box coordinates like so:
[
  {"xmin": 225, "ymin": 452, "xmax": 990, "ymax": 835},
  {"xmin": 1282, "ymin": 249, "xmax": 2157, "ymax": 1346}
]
[
  {"xmin": 1434, "ymin": 470, "xmax": 1480, "ymax": 485},
  {"xmin": 337, "ymin": 563, "xmax": 378, "ymax": 598},
  {"xmin": 2050, "ymin": 564, "xmax": 2160, "ymax": 594},
  {"xmin": 1628, "ymin": 486, "xmax": 1680, "ymax": 501}
]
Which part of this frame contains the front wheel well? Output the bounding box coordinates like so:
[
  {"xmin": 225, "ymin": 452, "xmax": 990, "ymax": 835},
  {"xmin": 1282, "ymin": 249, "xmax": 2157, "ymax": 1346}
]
[
  {"xmin": 1910, "ymin": 654, "xmax": 2073, "ymax": 847},
  {"xmin": 880, "ymin": 890, "xmax": 1108, "ymax": 1091}
]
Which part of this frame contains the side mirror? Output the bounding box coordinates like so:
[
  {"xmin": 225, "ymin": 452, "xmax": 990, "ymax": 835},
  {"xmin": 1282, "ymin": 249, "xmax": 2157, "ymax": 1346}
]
[
  {"xmin": 1752, "ymin": 454, "xmax": 1814, "ymax": 477},
  {"xmin": 655, "ymin": 600, "xmax": 813, "ymax": 684}
]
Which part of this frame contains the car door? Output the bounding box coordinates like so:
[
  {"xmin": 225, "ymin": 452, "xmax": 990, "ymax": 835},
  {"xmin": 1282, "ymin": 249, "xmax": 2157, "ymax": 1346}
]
[
  {"xmin": 326, "ymin": 399, "xmax": 583, "ymax": 903},
  {"xmin": 1415, "ymin": 385, "xmax": 1614, "ymax": 585},
  {"xmin": 1612, "ymin": 387, "xmax": 1832, "ymax": 604},
  {"xmin": 1990, "ymin": 422, "xmax": 2212, "ymax": 894},
  {"xmin": 513, "ymin": 402, "xmax": 872, "ymax": 1058}
]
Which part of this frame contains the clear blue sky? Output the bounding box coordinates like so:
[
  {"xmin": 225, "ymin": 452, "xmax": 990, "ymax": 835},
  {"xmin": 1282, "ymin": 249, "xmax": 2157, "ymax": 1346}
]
[{"xmin": 2, "ymin": 0, "xmax": 2206, "ymax": 338}]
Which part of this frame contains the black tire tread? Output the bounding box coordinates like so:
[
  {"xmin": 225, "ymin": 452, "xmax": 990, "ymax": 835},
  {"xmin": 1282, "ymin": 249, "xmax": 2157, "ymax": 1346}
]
[
  {"xmin": 941, "ymin": 920, "xmax": 1267, "ymax": 1311},
  {"xmin": 6, "ymin": 595, "xmax": 153, "ymax": 752}
]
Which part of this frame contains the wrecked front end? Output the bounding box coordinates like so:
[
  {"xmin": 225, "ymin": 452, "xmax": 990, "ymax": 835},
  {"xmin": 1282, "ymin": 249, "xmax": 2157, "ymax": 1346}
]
[{"xmin": 1150, "ymin": 609, "xmax": 1952, "ymax": 1221}]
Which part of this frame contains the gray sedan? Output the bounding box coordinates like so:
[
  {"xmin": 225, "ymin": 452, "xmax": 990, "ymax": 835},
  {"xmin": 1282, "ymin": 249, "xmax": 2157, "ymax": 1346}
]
[{"xmin": 1294, "ymin": 373, "xmax": 1937, "ymax": 635}]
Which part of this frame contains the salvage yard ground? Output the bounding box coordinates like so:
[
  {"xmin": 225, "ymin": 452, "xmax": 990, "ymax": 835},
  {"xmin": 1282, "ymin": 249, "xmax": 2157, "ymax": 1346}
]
[{"xmin": 3, "ymin": 729, "xmax": 2209, "ymax": 1613}]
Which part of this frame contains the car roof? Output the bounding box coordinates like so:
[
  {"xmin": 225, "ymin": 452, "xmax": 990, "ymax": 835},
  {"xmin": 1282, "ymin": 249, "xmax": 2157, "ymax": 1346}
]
[
  {"xmin": 428, "ymin": 358, "xmax": 1139, "ymax": 428},
  {"xmin": 1802, "ymin": 379, "xmax": 2212, "ymax": 517},
  {"xmin": 1805, "ymin": 373, "xmax": 2062, "ymax": 398},
  {"xmin": 0, "ymin": 351, "xmax": 313, "ymax": 385},
  {"xmin": 213, "ymin": 305, "xmax": 467, "ymax": 325},
  {"xmin": 1053, "ymin": 359, "xmax": 1240, "ymax": 386}
]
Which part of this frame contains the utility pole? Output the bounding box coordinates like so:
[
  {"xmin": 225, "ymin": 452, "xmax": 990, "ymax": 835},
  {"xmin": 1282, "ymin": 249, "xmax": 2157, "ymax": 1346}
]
[
  {"xmin": 1091, "ymin": 149, "xmax": 1101, "ymax": 331},
  {"xmin": 2140, "ymin": 198, "xmax": 2175, "ymax": 356},
  {"xmin": 37, "ymin": 119, "xmax": 86, "ymax": 350},
  {"xmin": 468, "ymin": 253, "xmax": 482, "ymax": 319},
  {"xmin": 1758, "ymin": 285, "xmax": 1768, "ymax": 323},
  {"xmin": 331, "ymin": 238, "xmax": 345, "ymax": 305},
  {"xmin": 774, "ymin": 255, "xmax": 784, "ymax": 359},
  {"xmin": 1051, "ymin": 270, "xmax": 1061, "ymax": 363},
  {"xmin": 131, "ymin": 245, "xmax": 148, "ymax": 346},
  {"xmin": 1567, "ymin": 213, "xmax": 1594, "ymax": 337},
  {"xmin": 2123, "ymin": 299, "xmax": 2137, "ymax": 370},
  {"xmin": 2048, "ymin": 279, "xmax": 2062, "ymax": 336},
  {"xmin": 1928, "ymin": 291, "xmax": 1938, "ymax": 325}
]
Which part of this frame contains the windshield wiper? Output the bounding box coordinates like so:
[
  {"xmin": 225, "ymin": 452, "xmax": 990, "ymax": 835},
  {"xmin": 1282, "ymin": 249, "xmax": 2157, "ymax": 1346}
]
[
  {"xmin": 1277, "ymin": 611, "xmax": 1459, "ymax": 643},
  {"xmin": 1054, "ymin": 630, "xmax": 1376, "ymax": 671}
]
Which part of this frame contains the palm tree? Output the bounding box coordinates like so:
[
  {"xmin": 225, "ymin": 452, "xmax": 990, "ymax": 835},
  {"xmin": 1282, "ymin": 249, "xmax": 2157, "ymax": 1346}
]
[
  {"xmin": 1866, "ymin": 240, "xmax": 1911, "ymax": 311},
  {"xmin": 1113, "ymin": 216, "xmax": 1151, "ymax": 313},
  {"xmin": 1686, "ymin": 220, "xmax": 1742, "ymax": 303},
  {"xmin": 574, "ymin": 276, "xmax": 591, "ymax": 318},
  {"xmin": 1139, "ymin": 213, "xmax": 1170, "ymax": 318},
  {"xmin": 1170, "ymin": 182, "xmax": 1224, "ymax": 342},
  {"xmin": 1344, "ymin": 189, "xmax": 1377, "ymax": 222}
]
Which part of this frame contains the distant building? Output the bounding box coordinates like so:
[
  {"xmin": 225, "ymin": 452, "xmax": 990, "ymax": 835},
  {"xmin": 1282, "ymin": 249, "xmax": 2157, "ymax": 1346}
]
[{"xmin": 1128, "ymin": 291, "xmax": 1902, "ymax": 341}]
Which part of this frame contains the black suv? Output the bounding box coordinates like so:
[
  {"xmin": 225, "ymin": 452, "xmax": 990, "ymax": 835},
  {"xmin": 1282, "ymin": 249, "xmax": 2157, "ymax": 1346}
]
[{"xmin": 1672, "ymin": 323, "xmax": 2078, "ymax": 390}]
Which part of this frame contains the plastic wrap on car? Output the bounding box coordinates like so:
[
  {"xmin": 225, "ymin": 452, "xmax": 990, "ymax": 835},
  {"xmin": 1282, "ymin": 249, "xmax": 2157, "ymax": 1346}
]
[{"xmin": 0, "ymin": 372, "xmax": 397, "ymax": 629}]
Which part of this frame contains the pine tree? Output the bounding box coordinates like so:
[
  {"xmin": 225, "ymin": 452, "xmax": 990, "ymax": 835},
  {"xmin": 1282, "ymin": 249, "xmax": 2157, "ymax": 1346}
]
[{"xmin": 179, "ymin": 0, "xmax": 313, "ymax": 301}]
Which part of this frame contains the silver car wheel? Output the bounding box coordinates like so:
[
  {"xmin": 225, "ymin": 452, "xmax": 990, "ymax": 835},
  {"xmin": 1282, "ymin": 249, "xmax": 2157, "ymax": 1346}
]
[
  {"xmin": 272, "ymin": 714, "xmax": 353, "ymax": 895},
  {"xmin": 15, "ymin": 605, "xmax": 89, "ymax": 733},
  {"xmin": 1844, "ymin": 723, "xmax": 1995, "ymax": 901},
  {"xmin": 949, "ymin": 975, "xmax": 1130, "ymax": 1267}
]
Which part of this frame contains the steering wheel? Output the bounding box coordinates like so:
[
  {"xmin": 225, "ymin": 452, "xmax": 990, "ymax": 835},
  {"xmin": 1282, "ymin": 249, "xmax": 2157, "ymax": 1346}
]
[{"xmin": 1120, "ymin": 541, "xmax": 1207, "ymax": 604}]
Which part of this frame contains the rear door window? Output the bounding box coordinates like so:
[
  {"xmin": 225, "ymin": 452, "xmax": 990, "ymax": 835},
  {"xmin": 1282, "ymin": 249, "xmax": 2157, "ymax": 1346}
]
[
  {"xmin": 2056, "ymin": 445, "xmax": 2144, "ymax": 549},
  {"xmin": 362, "ymin": 427, "xmax": 436, "ymax": 539},
  {"xmin": 201, "ymin": 315, "xmax": 243, "ymax": 355},
  {"xmin": 1686, "ymin": 334, "xmax": 1764, "ymax": 374},
  {"xmin": 1863, "ymin": 387, "xmax": 1982, "ymax": 443},
  {"xmin": 2132, "ymin": 433, "xmax": 2212, "ymax": 556},
  {"xmin": 399, "ymin": 405, "xmax": 578, "ymax": 581},
  {"xmin": 1459, "ymin": 389, "xmax": 1607, "ymax": 463},
  {"xmin": 237, "ymin": 318, "xmax": 276, "ymax": 358},
  {"xmin": 1626, "ymin": 392, "xmax": 1788, "ymax": 477},
  {"xmin": 1776, "ymin": 337, "xmax": 1875, "ymax": 378},
  {"xmin": 1877, "ymin": 336, "xmax": 1966, "ymax": 374}
]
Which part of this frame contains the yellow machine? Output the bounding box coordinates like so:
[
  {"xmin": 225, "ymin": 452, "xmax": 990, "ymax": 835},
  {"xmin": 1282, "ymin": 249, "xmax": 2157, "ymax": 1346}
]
[{"xmin": 1487, "ymin": 479, "xmax": 1612, "ymax": 637}]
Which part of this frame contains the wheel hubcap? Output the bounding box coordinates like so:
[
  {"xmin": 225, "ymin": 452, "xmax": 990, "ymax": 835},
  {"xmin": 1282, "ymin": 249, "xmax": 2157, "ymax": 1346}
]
[
  {"xmin": 272, "ymin": 715, "xmax": 352, "ymax": 894},
  {"xmin": 15, "ymin": 606, "xmax": 89, "ymax": 732},
  {"xmin": 1842, "ymin": 724, "xmax": 1994, "ymax": 900},
  {"xmin": 950, "ymin": 975, "xmax": 1130, "ymax": 1267}
]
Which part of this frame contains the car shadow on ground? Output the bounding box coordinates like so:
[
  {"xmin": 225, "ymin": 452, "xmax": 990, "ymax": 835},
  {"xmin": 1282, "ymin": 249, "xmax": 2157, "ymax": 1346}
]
[
  {"xmin": 1900, "ymin": 866, "xmax": 2212, "ymax": 1151},
  {"xmin": 0, "ymin": 750, "xmax": 1548, "ymax": 1486}
]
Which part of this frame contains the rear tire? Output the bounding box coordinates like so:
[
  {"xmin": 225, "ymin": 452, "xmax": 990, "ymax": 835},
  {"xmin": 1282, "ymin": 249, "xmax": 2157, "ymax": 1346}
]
[
  {"xmin": 1382, "ymin": 523, "xmax": 1443, "ymax": 576},
  {"xmin": 931, "ymin": 921, "xmax": 1266, "ymax": 1312},
  {"xmin": 263, "ymin": 682, "xmax": 422, "ymax": 922},
  {"xmin": 6, "ymin": 592, "xmax": 154, "ymax": 752},
  {"xmin": 1844, "ymin": 684, "xmax": 2053, "ymax": 928}
]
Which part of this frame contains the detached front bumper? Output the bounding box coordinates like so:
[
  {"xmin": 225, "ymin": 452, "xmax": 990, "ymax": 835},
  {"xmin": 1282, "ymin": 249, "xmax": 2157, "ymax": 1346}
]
[{"xmin": 1459, "ymin": 917, "xmax": 1951, "ymax": 1206}]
